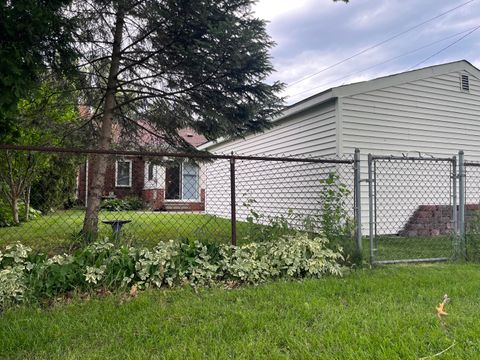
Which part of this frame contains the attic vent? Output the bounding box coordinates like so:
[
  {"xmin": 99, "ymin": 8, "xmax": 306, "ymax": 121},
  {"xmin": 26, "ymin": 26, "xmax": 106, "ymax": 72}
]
[{"xmin": 461, "ymin": 74, "xmax": 470, "ymax": 92}]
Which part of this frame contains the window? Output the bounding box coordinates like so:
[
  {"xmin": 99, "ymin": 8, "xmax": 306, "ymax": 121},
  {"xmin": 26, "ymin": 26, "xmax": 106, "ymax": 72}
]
[
  {"xmin": 116, "ymin": 160, "xmax": 132, "ymax": 187},
  {"xmin": 147, "ymin": 162, "xmax": 155, "ymax": 181},
  {"xmin": 182, "ymin": 163, "xmax": 199, "ymax": 200},
  {"xmin": 165, "ymin": 163, "xmax": 199, "ymax": 200}
]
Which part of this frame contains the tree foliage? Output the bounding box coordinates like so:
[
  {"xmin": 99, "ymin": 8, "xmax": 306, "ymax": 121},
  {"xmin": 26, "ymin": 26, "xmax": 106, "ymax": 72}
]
[
  {"xmin": 0, "ymin": 0, "xmax": 78, "ymax": 141},
  {"xmin": 75, "ymin": 0, "xmax": 284, "ymax": 145},
  {"xmin": 0, "ymin": 81, "xmax": 82, "ymax": 224}
]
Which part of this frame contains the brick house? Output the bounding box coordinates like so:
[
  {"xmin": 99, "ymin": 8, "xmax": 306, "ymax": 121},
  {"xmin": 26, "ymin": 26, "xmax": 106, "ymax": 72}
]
[{"xmin": 77, "ymin": 129, "xmax": 208, "ymax": 211}]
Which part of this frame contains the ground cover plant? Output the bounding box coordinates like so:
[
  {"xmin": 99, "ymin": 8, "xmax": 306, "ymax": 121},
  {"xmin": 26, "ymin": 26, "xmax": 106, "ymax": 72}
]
[
  {"xmin": 0, "ymin": 263, "xmax": 478, "ymax": 359},
  {"xmin": 0, "ymin": 234, "xmax": 343, "ymax": 310}
]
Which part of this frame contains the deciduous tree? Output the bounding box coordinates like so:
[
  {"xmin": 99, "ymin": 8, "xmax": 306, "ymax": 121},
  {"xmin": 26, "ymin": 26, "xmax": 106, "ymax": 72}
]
[{"xmin": 0, "ymin": 0, "xmax": 78, "ymax": 141}]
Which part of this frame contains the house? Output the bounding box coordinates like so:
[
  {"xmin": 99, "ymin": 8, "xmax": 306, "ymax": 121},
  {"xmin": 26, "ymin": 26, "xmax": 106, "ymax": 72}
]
[
  {"xmin": 199, "ymin": 60, "xmax": 480, "ymax": 233},
  {"xmin": 77, "ymin": 129, "xmax": 208, "ymax": 211}
]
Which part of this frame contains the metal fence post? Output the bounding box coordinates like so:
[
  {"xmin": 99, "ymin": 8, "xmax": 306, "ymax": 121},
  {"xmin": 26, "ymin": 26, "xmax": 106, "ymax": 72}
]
[
  {"xmin": 368, "ymin": 154, "xmax": 374, "ymax": 264},
  {"xmin": 354, "ymin": 148, "xmax": 362, "ymax": 254},
  {"xmin": 230, "ymin": 153, "xmax": 237, "ymax": 246},
  {"xmin": 458, "ymin": 150, "xmax": 465, "ymax": 259},
  {"xmin": 451, "ymin": 155, "xmax": 458, "ymax": 258}
]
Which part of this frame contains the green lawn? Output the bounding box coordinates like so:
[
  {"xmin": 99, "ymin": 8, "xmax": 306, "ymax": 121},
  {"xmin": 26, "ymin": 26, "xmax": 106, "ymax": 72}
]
[
  {"xmin": 1, "ymin": 263, "xmax": 479, "ymax": 359},
  {"xmin": 0, "ymin": 210, "xmax": 246, "ymax": 253},
  {"xmin": 367, "ymin": 235, "xmax": 454, "ymax": 263},
  {"xmin": 1, "ymin": 210, "xmax": 458, "ymax": 264}
]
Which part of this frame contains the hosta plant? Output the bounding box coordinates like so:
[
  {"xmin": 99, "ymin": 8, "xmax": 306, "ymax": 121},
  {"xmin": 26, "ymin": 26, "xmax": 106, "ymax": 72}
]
[{"xmin": 0, "ymin": 233, "xmax": 343, "ymax": 310}]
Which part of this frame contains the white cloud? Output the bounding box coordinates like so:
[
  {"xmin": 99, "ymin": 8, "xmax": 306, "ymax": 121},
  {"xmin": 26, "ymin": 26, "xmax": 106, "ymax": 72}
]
[{"xmin": 253, "ymin": 0, "xmax": 313, "ymax": 21}]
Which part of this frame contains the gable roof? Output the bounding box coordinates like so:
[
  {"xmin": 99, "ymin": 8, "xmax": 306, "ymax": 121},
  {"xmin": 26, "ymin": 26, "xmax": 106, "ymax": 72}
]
[{"xmin": 199, "ymin": 59, "xmax": 480, "ymax": 150}]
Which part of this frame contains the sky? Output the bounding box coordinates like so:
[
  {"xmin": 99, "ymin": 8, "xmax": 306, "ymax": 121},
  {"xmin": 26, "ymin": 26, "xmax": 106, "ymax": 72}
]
[{"xmin": 253, "ymin": 0, "xmax": 480, "ymax": 104}]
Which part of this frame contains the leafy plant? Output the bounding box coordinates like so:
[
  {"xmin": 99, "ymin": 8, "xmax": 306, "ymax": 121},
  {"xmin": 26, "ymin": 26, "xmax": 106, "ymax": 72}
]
[
  {"xmin": 0, "ymin": 234, "xmax": 343, "ymax": 309},
  {"xmin": 0, "ymin": 199, "xmax": 41, "ymax": 228},
  {"xmin": 100, "ymin": 197, "xmax": 144, "ymax": 212},
  {"xmin": 318, "ymin": 172, "xmax": 359, "ymax": 265},
  {"xmin": 242, "ymin": 198, "xmax": 296, "ymax": 242}
]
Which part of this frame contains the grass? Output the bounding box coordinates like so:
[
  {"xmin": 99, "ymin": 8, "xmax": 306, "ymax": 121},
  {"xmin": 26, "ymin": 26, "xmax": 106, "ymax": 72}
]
[
  {"xmin": 1, "ymin": 210, "xmax": 458, "ymax": 264},
  {"xmin": 0, "ymin": 210, "xmax": 249, "ymax": 253},
  {"xmin": 366, "ymin": 235, "xmax": 453, "ymax": 263},
  {"xmin": 1, "ymin": 263, "xmax": 479, "ymax": 359}
]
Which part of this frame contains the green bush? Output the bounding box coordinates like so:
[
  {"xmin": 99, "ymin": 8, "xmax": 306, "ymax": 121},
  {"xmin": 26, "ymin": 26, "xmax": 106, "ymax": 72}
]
[
  {"xmin": 318, "ymin": 172, "xmax": 359, "ymax": 266},
  {"xmin": 0, "ymin": 200, "xmax": 41, "ymax": 228},
  {"xmin": 100, "ymin": 197, "xmax": 144, "ymax": 211},
  {"xmin": 0, "ymin": 234, "xmax": 343, "ymax": 309}
]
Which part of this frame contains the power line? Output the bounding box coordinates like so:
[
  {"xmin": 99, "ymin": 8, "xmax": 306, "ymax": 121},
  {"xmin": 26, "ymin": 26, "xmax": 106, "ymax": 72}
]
[
  {"xmin": 285, "ymin": 0, "xmax": 476, "ymax": 88},
  {"xmin": 408, "ymin": 25, "xmax": 480, "ymax": 70},
  {"xmin": 287, "ymin": 26, "xmax": 480, "ymax": 100}
]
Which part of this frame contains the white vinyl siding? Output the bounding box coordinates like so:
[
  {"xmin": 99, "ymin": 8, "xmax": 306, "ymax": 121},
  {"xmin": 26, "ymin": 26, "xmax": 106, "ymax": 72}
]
[
  {"xmin": 340, "ymin": 70, "xmax": 480, "ymax": 233},
  {"xmin": 340, "ymin": 71, "xmax": 480, "ymax": 156},
  {"xmin": 205, "ymin": 100, "xmax": 339, "ymax": 223},
  {"xmin": 207, "ymin": 100, "xmax": 337, "ymax": 157}
]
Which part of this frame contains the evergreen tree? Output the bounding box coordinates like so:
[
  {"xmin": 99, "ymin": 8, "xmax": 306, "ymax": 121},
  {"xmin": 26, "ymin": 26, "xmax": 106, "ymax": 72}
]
[{"xmin": 72, "ymin": 0, "xmax": 284, "ymax": 237}]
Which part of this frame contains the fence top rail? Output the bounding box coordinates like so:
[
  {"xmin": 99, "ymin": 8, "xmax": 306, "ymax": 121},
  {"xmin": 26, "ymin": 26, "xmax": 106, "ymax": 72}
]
[
  {"xmin": 370, "ymin": 154, "xmax": 454, "ymax": 162},
  {"xmin": 464, "ymin": 161, "xmax": 480, "ymax": 167},
  {"xmin": 0, "ymin": 144, "xmax": 354, "ymax": 165}
]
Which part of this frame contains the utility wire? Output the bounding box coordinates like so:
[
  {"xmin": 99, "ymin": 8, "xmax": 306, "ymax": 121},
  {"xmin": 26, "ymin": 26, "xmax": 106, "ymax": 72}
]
[
  {"xmin": 285, "ymin": 0, "xmax": 476, "ymax": 88},
  {"xmin": 408, "ymin": 25, "xmax": 480, "ymax": 70},
  {"xmin": 287, "ymin": 26, "xmax": 480, "ymax": 100}
]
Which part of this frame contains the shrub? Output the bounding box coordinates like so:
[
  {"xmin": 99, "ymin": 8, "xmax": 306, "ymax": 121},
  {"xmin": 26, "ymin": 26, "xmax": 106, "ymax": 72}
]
[
  {"xmin": 318, "ymin": 172, "xmax": 359, "ymax": 265},
  {"xmin": 242, "ymin": 198, "xmax": 297, "ymax": 242},
  {"xmin": 0, "ymin": 234, "xmax": 343, "ymax": 309},
  {"xmin": 0, "ymin": 200, "xmax": 41, "ymax": 228},
  {"xmin": 100, "ymin": 196, "xmax": 144, "ymax": 211}
]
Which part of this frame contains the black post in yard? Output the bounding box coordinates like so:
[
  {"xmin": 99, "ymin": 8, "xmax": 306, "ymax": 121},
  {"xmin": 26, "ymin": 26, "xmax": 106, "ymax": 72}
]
[{"xmin": 230, "ymin": 154, "xmax": 237, "ymax": 246}]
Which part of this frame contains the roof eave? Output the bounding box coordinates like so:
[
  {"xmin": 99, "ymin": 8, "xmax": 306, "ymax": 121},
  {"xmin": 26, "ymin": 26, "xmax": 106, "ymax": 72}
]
[{"xmin": 198, "ymin": 89, "xmax": 335, "ymax": 150}]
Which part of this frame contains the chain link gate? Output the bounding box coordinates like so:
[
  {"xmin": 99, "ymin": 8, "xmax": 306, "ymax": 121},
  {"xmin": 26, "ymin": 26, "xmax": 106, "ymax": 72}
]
[{"xmin": 368, "ymin": 155, "xmax": 457, "ymax": 264}]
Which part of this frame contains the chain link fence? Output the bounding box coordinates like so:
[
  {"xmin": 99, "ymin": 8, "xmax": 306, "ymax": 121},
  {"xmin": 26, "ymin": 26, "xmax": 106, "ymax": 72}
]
[
  {"xmin": 368, "ymin": 155, "xmax": 456, "ymax": 264},
  {"xmin": 4, "ymin": 144, "xmax": 480, "ymax": 265},
  {"xmin": 0, "ymin": 146, "xmax": 356, "ymax": 254},
  {"xmin": 464, "ymin": 160, "xmax": 480, "ymax": 262}
]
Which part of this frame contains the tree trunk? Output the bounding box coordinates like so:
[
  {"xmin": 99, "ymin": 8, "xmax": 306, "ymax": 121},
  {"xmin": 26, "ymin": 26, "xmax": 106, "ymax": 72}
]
[
  {"xmin": 81, "ymin": 7, "xmax": 126, "ymax": 239},
  {"xmin": 24, "ymin": 185, "xmax": 31, "ymax": 221},
  {"xmin": 11, "ymin": 196, "xmax": 19, "ymax": 225}
]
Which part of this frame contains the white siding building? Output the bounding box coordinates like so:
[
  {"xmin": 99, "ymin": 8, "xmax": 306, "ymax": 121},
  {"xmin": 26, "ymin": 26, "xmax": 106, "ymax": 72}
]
[{"xmin": 199, "ymin": 60, "xmax": 480, "ymax": 233}]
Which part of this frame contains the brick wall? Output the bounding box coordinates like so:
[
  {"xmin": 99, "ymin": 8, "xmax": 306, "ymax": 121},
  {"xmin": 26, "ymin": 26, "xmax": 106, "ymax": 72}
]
[
  {"xmin": 78, "ymin": 160, "xmax": 206, "ymax": 211},
  {"xmin": 399, "ymin": 204, "xmax": 480, "ymax": 237},
  {"xmin": 77, "ymin": 156, "xmax": 144, "ymax": 205},
  {"xmin": 142, "ymin": 189, "xmax": 165, "ymax": 210}
]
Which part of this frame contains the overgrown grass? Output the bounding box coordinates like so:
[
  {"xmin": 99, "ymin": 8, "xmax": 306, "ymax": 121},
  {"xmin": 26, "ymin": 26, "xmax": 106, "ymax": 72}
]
[{"xmin": 1, "ymin": 263, "xmax": 479, "ymax": 359}]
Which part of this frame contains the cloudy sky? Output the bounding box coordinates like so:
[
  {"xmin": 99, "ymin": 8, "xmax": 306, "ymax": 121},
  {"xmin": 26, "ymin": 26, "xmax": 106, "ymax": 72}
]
[{"xmin": 253, "ymin": 0, "xmax": 480, "ymax": 104}]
